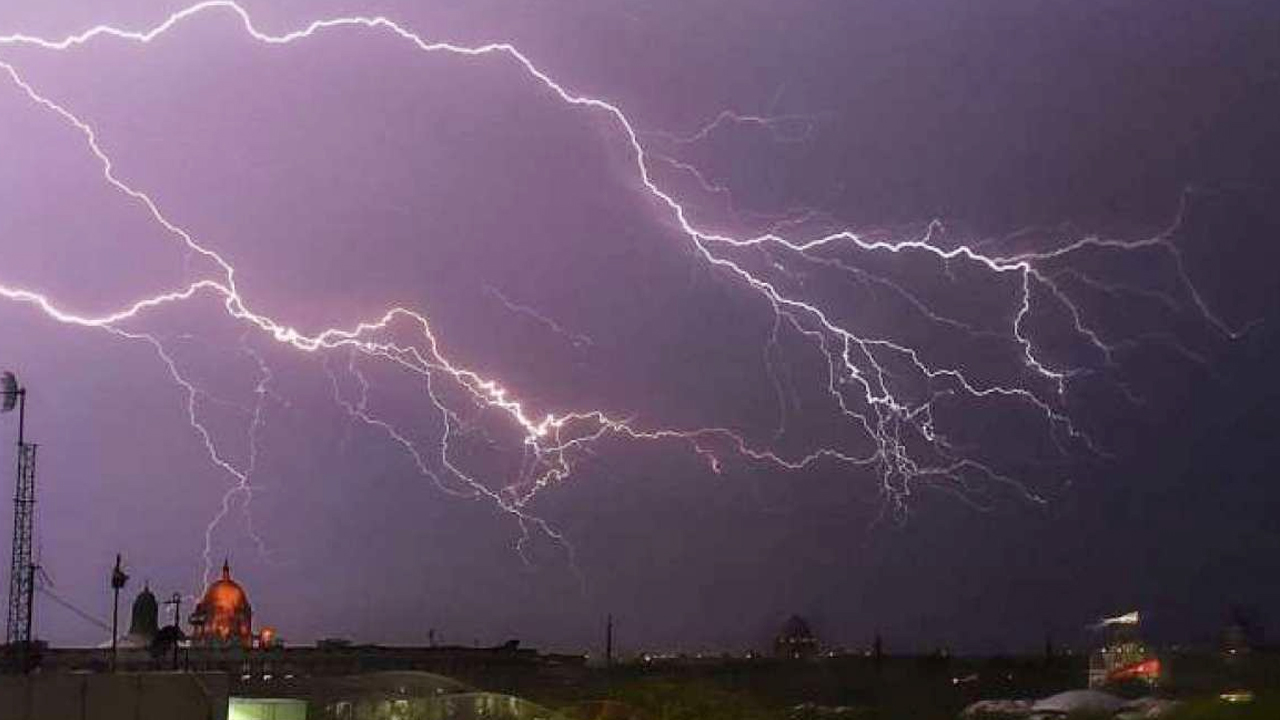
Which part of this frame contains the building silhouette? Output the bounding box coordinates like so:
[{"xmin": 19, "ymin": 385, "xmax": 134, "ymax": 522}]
[
  {"xmin": 774, "ymin": 615, "xmax": 819, "ymax": 659},
  {"xmin": 120, "ymin": 583, "xmax": 159, "ymax": 649}
]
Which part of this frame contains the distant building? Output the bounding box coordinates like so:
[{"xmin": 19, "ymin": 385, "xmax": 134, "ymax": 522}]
[
  {"xmin": 35, "ymin": 561, "xmax": 587, "ymax": 701},
  {"xmin": 119, "ymin": 584, "xmax": 159, "ymax": 649},
  {"xmin": 1087, "ymin": 611, "xmax": 1159, "ymax": 688},
  {"xmin": 774, "ymin": 615, "xmax": 819, "ymax": 659},
  {"xmin": 189, "ymin": 560, "xmax": 254, "ymax": 647},
  {"xmin": 1222, "ymin": 606, "xmax": 1264, "ymax": 656}
]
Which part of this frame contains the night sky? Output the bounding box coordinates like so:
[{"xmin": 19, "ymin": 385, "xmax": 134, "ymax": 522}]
[{"xmin": 0, "ymin": 0, "xmax": 1277, "ymax": 655}]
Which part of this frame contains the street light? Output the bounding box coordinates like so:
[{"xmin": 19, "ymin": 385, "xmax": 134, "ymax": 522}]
[{"xmin": 111, "ymin": 554, "xmax": 128, "ymax": 671}]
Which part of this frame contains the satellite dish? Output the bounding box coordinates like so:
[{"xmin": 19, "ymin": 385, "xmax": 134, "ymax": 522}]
[{"xmin": 1, "ymin": 372, "xmax": 17, "ymax": 413}]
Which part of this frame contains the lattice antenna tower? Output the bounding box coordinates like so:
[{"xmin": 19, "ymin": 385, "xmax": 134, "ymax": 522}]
[{"xmin": 2, "ymin": 371, "xmax": 37, "ymax": 652}]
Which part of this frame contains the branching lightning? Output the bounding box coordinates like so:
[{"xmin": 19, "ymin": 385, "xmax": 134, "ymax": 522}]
[
  {"xmin": 197, "ymin": 334, "xmax": 277, "ymax": 584},
  {"xmin": 0, "ymin": 1, "xmax": 1242, "ymax": 586},
  {"xmin": 484, "ymin": 285, "xmax": 593, "ymax": 349}
]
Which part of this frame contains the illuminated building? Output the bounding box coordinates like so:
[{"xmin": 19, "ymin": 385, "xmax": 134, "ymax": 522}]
[
  {"xmin": 190, "ymin": 560, "xmax": 254, "ymax": 647},
  {"xmin": 1087, "ymin": 611, "xmax": 1160, "ymax": 688}
]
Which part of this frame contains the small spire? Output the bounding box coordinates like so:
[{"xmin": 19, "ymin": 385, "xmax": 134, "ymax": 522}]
[{"xmin": 222, "ymin": 558, "xmax": 231, "ymax": 579}]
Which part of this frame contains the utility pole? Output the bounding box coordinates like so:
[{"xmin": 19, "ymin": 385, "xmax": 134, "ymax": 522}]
[
  {"xmin": 164, "ymin": 592, "xmax": 182, "ymax": 670},
  {"xmin": 110, "ymin": 554, "xmax": 128, "ymax": 671},
  {"xmin": 605, "ymin": 614, "xmax": 614, "ymax": 668}
]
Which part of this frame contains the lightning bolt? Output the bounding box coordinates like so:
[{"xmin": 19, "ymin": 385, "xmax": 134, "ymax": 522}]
[
  {"xmin": 645, "ymin": 110, "xmax": 839, "ymax": 236},
  {"xmin": 198, "ymin": 334, "xmax": 278, "ymax": 585},
  {"xmin": 0, "ymin": 1, "xmax": 1243, "ymax": 589},
  {"xmin": 484, "ymin": 285, "xmax": 594, "ymax": 349},
  {"xmin": 647, "ymin": 109, "xmax": 824, "ymax": 145}
]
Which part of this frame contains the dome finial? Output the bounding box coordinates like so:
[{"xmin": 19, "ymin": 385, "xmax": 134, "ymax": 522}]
[{"xmin": 222, "ymin": 557, "xmax": 230, "ymax": 579}]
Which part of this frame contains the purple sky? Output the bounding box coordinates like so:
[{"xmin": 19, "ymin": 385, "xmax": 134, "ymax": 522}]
[{"xmin": 0, "ymin": 0, "xmax": 1277, "ymax": 654}]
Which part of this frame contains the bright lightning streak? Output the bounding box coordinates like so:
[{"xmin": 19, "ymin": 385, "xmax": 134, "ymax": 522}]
[
  {"xmin": 0, "ymin": 1, "xmax": 1241, "ymax": 579},
  {"xmin": 198, "ymin": 335, "xmax": 277, "ymax": 585}
]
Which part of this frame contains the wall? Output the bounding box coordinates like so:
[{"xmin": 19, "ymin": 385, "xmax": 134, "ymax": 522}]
[{"xmin": 0, "ymin": 672, "xmax": 229, "ymax": 720}]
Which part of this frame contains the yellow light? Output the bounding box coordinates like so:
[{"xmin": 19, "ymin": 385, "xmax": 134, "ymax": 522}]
[{"xmin": 1219, "ymin": 690, "xmax": 1254, "ymax": 704}]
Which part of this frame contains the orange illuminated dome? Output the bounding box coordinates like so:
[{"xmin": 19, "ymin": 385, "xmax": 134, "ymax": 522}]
[{"xmin": 189, "ymin": 560, "xmax": 253, "ymax": 646}]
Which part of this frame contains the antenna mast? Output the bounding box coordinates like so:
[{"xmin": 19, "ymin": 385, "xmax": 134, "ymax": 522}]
[{"xmin": 2, "ymin": 371, "xmax": 37, "ymax": 671}]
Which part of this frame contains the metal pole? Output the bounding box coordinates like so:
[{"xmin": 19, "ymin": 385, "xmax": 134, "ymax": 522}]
[
  {"xmin": 110, "ymin": 554, "xmax": 127, "ymax": 672},
  {"xmin": 15, "ymin": 389, "xmax": 24, "ymax": 449},
  {"xmin": 110, "ymin": 588, "xmax": 119, "ymax": 671},
  {"xmin": 605, "ymin": 614, "xmax": 613, "ymax": 668},
  {"xmin": 169, "ymin": 593, "xmax": 182, "ymax": 670}
]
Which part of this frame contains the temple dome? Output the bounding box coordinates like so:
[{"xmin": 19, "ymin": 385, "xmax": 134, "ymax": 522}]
[
  {"xmin": 204, "ymin": 566, "xmax": 249, "ymax": 612},
  {"xmin": 780, "ymin": 615, "xmax": 814, "ymax": 640},
  {"xmin": 119, "ymin": 583, "xmax": 159, "ymax": 648},
  {"xmin": 128, "ymin": 584, "xmax": 159, "ymax": 637},
  {"xmin": 190, "ymin": 560, "xmax": 253, "ymax": 646}
]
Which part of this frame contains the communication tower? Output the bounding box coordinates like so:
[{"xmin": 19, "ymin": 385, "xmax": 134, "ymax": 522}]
[{"xmin": 2, "ymin": 371, "xmax": 37, "ymax": 669}]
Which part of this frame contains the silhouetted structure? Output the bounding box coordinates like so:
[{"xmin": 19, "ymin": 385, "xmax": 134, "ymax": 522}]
[
  {"xmin": 159, "ymin": 592, "xmax": 184, "ymax": 668},
  {"xmin": 1223, "ymin": 605, "xmax": 1264, "ymax": 655},
  {"xmin": 109, "ymin": 554, "xmax": 127, "ymax": 671},
  {"xmin": 605, "ymin": 615, "xmax": 614, "ymax": 668},
  {"xmin": 774, "ymin": 615, "xmax": 819, "ymax": 659},
  {"xmin": 2, "ymin": 372, "xmax": 37, "ymax": 672},
  {"xmin": 123, "ymin": 584, "xmax": 158, "ymax": 648}
]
